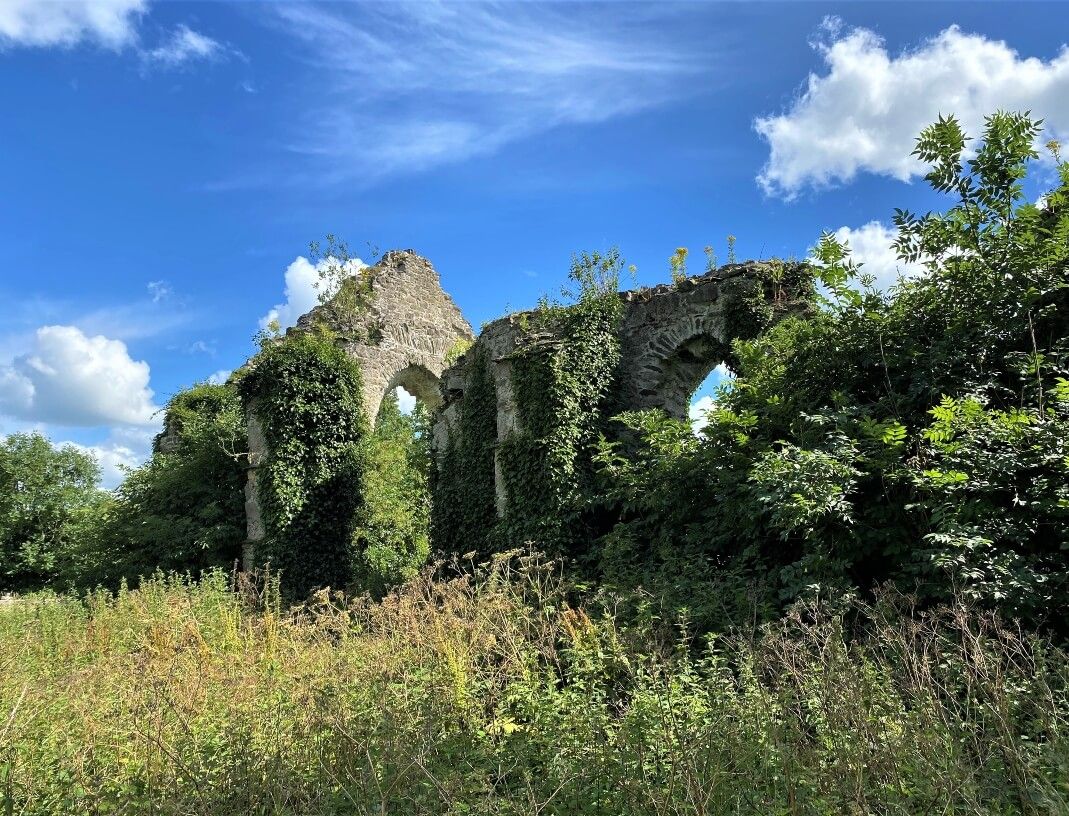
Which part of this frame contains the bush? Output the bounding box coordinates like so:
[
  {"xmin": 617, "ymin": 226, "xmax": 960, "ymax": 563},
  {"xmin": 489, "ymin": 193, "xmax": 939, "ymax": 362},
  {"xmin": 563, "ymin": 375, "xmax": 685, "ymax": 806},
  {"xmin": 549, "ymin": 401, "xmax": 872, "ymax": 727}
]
[
  {"xmin": 594, "ymin": 112, "xmax": 1069, "ymax": 633},
  {"xmin": 353, "ymin": 392, "xmax": 432, "ymax": 595},
  {"xmin": 67, "ymin": 383, "xmax": 247, "ymax": 590},
  {"xmin": 0, "ymin": 433, "xmax": 100, "ymax": 592}
]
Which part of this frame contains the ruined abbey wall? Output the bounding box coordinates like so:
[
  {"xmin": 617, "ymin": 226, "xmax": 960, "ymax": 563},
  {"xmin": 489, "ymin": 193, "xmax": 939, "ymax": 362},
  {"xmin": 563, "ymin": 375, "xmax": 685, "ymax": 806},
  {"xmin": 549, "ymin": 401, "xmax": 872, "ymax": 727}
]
[{"xmin": 240, "ymin": 251, "xmax": 806, "ymax": 559}]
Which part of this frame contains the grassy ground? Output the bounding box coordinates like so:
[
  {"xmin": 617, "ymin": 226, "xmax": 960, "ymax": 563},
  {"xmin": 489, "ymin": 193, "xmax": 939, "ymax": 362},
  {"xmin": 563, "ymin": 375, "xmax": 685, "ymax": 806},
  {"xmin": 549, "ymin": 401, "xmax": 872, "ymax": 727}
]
[{"xmin": 1, "ymin": 554, "xmax": 1067, "ymax": 815}]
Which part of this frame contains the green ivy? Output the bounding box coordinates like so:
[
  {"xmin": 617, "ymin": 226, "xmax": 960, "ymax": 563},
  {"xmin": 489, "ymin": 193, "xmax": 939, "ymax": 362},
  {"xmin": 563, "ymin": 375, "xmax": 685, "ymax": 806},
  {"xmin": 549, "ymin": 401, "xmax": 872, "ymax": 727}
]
[
  {"xmin": 497, "ymin": 249, "xmax": 625, "ymax": 556},
  {"xmin": 430, "ymin": 345, "xmax": 498, "ymax": 558},
  {"xmin": 239, "ymin": 328, "xmax": 369, "ymax": 598}
]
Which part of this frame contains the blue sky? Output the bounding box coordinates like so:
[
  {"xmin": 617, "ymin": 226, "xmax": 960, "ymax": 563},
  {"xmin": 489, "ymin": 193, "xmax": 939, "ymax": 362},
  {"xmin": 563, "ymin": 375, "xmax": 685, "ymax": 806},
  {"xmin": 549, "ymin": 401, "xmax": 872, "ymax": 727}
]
[{"xmin": 1, "ymin": 1, "xmax": 1067, "ymax": 485}]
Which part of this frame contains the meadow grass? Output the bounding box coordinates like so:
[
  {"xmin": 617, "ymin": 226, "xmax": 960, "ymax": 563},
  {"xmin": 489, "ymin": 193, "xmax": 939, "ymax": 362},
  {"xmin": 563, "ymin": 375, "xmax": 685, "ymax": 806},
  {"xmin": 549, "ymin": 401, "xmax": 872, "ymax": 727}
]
[{"xmin": 1, "ymin": 553, "xmax": 1067, "ymax": 815}]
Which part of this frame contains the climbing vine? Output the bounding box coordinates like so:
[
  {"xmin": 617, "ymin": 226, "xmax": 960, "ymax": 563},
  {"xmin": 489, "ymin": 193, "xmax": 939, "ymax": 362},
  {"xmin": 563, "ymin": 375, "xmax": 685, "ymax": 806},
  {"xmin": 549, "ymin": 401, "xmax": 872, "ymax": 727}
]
[
  {"xmin": 239, "ymin": 327, "xmax": 369, "ymax": 597},
  {"xmin": 497, "ymin": 249, "xmax": 625, "ymax": 555},
  {"xmin": 430, "ymin": 345, "xmax": 498, "ymax": 558}
]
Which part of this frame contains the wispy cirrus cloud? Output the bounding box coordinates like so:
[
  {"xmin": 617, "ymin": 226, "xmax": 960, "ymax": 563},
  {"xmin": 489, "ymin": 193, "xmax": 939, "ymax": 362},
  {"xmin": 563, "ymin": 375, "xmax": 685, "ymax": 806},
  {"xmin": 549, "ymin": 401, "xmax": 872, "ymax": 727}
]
[
  {"xmin": 263, "ymin": 2, "xmax": 706, "ymax": 183},
  {"xmin": 0, "ymin": 0, "xmax": 231, "ymax": 69},
  {"xmin": 143, "ymin": 23, "xmax": 223, "ymax": 67}
]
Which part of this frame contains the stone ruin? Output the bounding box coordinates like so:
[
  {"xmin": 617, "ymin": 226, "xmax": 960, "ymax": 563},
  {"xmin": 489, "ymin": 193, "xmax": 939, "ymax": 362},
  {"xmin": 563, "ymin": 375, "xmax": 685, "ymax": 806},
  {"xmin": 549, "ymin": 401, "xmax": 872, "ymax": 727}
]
[
  {"xmin": 242, "ymin": 250, "xmax": 474, "ymax": 566},
  {"xmin": 241, "ymin": 250, "xmax": 803, "ymax": 564}
]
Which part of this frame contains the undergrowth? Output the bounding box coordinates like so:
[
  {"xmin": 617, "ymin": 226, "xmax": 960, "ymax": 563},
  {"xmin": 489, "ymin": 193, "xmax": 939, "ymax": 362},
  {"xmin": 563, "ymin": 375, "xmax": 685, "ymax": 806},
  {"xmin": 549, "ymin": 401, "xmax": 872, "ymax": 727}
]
[{"xmin": 1, "ymin": 555, "xmax": 1066, "ymax": 815}]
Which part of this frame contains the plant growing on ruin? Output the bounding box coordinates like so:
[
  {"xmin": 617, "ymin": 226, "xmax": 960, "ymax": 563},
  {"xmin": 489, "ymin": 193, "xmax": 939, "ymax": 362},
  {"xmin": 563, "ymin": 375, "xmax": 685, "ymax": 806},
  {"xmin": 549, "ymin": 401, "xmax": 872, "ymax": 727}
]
[
  {"xmin": 239, "ymin": 327, "xmax": 369, "ymax": 597},
  {"xmin": 596, "ymin": 111, "xmax": 1069, "ymax": 632}
]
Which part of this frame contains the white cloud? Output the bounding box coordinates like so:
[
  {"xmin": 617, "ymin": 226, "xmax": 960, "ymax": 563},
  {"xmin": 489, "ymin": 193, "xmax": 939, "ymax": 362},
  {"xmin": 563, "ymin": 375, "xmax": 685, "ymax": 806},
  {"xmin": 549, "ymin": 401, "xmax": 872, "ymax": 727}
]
[
  {"xmin": 207, "ymin": 369, "xmax": 231, "ymax": 385},
  {"xmin": 0, "ymin": 0, "xmax": 146, "ymax": 49},
  {"xmin": 755, "ymin": 20, "xmax": 1069, "ymax": 196},
  {"xmin": 689, "ymin": 395, "xmax": 716, "ymax": 434},
  {"xmin": 396, "ymin": 386, "xmax": 416, "ymax": 415},
  {"xmin": 144, "ymin": 23, "xmax": 221, "ymax": 67},
  {"xmin": 832, "ymin": 221, "xmax": 926, "ymax": 291},
  {"xmin": 0, "ymin": 1, "xmax": 229, "ymax": 75},
  {"xmin": 147, "ymin": 280, "xmax": 172, "ymax": 303},
  {"xmin": 259, "ymin": 255, "xmax": 365, "ymax": 332},
  {"xmin": 64, "ymin": 426, "xmax": 156, "ymax": 489},
  {"xmin": 0, "ymin": 325, "xmax": 158, "ymax": 427},
  {"xmin": 688, "ymin": 363, "xmax": 733, "ymax": 433},
  {"xmin": 266, "ymin": 3, "xmax": 703, "ymax": 182}
]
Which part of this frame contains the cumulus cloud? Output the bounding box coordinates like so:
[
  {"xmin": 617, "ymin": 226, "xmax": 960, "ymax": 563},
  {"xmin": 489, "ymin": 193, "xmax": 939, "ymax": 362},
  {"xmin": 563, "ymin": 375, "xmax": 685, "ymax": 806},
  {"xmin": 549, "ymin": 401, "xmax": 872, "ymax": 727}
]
[
  {"xmin": 396, "ymin": 386, "xmax": 416, "ymax": 415},
  {"xmin": 832, "ymin": 221, "xmax": 926, "ymax": 291},
  {"xmin": 689, "ymin": 395, "xmax": 716, "ymax": 433},
  {"xmin": 688, "ymin": 363, "xmax": 733, "ymax": 433},
  {"xmin": 63, "ymin": 426, "xmax": 156, "ymax": 489},
  {"xmin": 0, "ymin": 1, "xmax": 228, "ymax": 73},
  {"xmin": 755, "ymin": 20, "xmax": 1069, "ymax": 196},
  {"xmin": 259, "ymin": 255, "xmax": 366, "ymax": 332},
  {"xmin": 143, "ymin": 23, "xmax": 222, "ymax": 67},
  {"xmin": 207, "ymin": 369, "xmax": 231, "ymax": 385},
  {"xmin": 0, "ymin": 325, "xmax": 159, "ymax": 427},
  {"xmin": 0, "ymin": 0, "xmax": 146, "ymax": 49}
]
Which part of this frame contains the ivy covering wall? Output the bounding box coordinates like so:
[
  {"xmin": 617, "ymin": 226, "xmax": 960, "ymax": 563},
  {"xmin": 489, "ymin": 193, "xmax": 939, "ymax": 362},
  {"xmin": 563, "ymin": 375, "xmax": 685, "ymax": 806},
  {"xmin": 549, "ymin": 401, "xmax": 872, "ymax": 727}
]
[
  {"xmin": 239, "ymin": 329, "xmax": 369, "ymax": 597},
  {"xmin": 497, "ymin": 250, "xmax": 625, "ymax": 555},
  {"xmin": 430, "ymin": 345, "xmax": 498, "ymax": 559}
]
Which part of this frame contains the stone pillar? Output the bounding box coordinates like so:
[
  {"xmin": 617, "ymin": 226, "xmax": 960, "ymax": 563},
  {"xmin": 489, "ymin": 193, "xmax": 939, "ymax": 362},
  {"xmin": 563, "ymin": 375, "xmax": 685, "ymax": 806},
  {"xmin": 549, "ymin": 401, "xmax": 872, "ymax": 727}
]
[
  {"xmin": 242, "ymin": 404, "xmax": 268, "ymax": 571},
  {"xmin": 491, "ymin": 356, "xmax": 519, "ymax": 516}
]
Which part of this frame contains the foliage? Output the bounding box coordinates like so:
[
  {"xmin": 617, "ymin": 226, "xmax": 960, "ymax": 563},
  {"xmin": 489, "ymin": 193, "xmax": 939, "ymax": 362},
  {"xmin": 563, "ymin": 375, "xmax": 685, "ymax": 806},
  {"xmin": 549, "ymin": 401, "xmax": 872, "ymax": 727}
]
[
  {"xmin": 239, "ymin": 328, "xmax": 369, "ymax": 598},
  {"xmin": 353, "ymin": 392, "xmax": 431, "ymax": 596},
  {"xmin": 497, "ymin": 249, "xmax": 625, "ymax": 555},
  {"xmin": 0, "ymin": 433, "xmax": 100, "ymax": 592},
  {"xmin": 431, "ymin": 345, "xmax": 499, "ymax": 559},
  {"xmin": 308, "ymin": 233, "xmax": 379, "ymax": 340},
  {"xmin": 1, "ymin": 562, "xmax": 1067, "ymax": 814},
  {"xmin": 67, "ymin": 383, "xmax": 248, "ymax": 590},
  {"xmin": 668, "ymin": 246, "xmax": 688, "ymax": 283},
  {"xmin": 596, "ymin": 112, "xmax": 1069, "ymax": 632}
]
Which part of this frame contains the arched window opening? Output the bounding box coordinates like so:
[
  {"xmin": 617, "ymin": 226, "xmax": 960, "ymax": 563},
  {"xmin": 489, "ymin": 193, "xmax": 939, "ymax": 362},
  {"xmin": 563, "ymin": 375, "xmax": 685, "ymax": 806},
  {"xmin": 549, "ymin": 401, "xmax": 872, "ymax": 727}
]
[
  {"xmin": 688, "ymin": 363, "xmax": 735, "ymax": 434},
  {"xmin": 654, "ymin": 333, "xmax": 733, "ymax": 423},
  {"xmin": 360, "ymin": 377, "xmax": 436, "ymax": 593}
]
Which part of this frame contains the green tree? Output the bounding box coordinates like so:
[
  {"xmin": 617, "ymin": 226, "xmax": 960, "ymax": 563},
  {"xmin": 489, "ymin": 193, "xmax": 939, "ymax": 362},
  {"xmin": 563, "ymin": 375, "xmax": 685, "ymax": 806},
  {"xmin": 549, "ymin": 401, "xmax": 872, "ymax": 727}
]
[
  {"xmin": 68, "ymin": 383, "xmax": 247, "ymax": 589},
  {"xmin": 596, "ymin": 112, "xmax": 1069, "ymax": 632},
  {"xmin": 0, "ymin": 433, "xmax": 101, "ymax": 591},
  {"xmin": 353, "ymin": 391, "xmax": 432, "ymax": 595}
]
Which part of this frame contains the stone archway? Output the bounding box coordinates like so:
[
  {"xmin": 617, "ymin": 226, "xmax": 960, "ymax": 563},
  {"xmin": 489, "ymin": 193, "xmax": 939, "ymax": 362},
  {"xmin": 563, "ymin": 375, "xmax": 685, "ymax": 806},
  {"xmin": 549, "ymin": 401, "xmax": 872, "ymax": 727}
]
[
  {"xmin": 241, "ymin": 250, "xmax": 474, "ymax": 566},
  {"xmin": 614, "ymin": 267, "xmax": 767, "ymax": 419},
  {"xmin": 436, "ymin": 261, "xmax": 811, "ymax": 516},
  {"xmin": 290, "ymin": 250, "xmax": 475, "ymax": 426},
  {"xmin": 380, "ymin": 363, "xmax": 444, "ymax": 417},
  {"xmin": 633, "ymin": 331, "xmax": 733, "ymax": 420}
]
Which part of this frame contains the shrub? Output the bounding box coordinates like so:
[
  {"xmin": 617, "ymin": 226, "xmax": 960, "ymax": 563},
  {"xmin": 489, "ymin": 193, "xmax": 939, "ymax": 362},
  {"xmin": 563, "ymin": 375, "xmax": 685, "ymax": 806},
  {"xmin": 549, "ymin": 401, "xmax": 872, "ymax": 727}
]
[
  {"xmin": 0, "ymin": 433, "xmax": 100, "ymax": 592},
  {"xmin": 594, "ymin": 112, "xmax": 1069, "ymax": 633},
  {"xmin": 68, "ymin": 383, "xmax": 247, "ymax": 590}
]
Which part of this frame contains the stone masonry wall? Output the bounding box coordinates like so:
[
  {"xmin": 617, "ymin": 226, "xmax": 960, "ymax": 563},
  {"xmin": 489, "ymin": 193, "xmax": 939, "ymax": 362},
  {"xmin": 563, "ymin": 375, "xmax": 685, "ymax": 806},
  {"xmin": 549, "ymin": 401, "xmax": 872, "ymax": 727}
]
[
  {"xmin": 434, "ymin": 261, "xmax": 809, "ymax": 516},
  {"xmin": 242, "ymin": 250, "xmax": 474, "ymax": 567}
]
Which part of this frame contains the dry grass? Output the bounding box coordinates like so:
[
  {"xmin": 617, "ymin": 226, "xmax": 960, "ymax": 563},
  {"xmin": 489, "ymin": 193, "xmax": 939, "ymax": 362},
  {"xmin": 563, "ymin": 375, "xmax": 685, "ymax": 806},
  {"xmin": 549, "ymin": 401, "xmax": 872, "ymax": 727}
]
[{"xmin": 1, "ymin": 554, "xmax": 1067, "ymax": 815}]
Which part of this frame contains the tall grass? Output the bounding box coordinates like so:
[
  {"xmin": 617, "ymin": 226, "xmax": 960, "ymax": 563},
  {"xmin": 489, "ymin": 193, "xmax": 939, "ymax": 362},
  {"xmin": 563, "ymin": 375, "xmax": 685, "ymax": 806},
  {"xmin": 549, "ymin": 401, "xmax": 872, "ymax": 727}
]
[{"xmin": 1, "ymin": 553, "xmax": 1067, "ymax": 815}]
